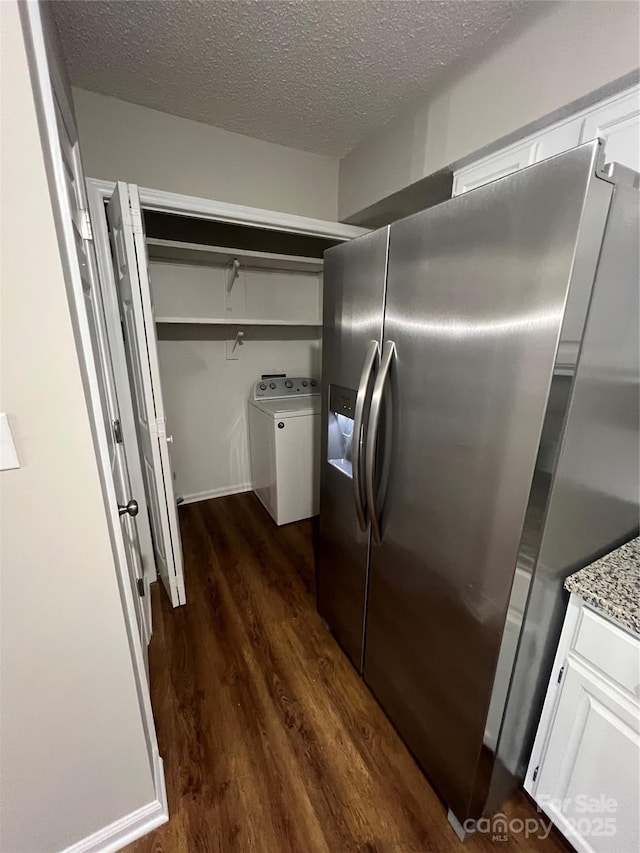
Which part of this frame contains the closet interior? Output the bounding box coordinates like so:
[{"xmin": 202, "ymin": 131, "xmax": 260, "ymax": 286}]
[{"xmin": 140, "ymin": 211, "xmax": 338, "ymax": 507}]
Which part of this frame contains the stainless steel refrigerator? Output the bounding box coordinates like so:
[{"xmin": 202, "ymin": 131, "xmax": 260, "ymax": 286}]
[{"xmin": 316, "ymin": 141, "xmax": 639, "ymax": 831}]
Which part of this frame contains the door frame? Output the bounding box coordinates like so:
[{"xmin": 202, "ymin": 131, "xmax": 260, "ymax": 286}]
[
  {"xmin": 86, "ymin": 176, "xmax": 368, "ymax": 576},
  {"xmin": 88, "ymin": 178, "xmax": 370, "ymax": 240},
  {"xmin": 19, "ymin": 0, "xmax": 167, "ymax": 836}
]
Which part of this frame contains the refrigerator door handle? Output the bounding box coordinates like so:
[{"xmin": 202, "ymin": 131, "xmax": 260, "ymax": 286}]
[
  {"xmin": 352, "ymin": 340, "xmax": 379, "ymax": 531},
  {"xmin": 365, "ymin": 340, "xmax": 395, "ymax": 545}
]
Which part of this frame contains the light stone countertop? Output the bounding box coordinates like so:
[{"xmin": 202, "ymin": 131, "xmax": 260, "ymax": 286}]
[{"xmin": 564, "ymin": 536, "xmax": 640, "ymax": 635}]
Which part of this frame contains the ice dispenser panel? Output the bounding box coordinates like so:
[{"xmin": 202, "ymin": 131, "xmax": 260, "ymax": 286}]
[{"xmin": 327, "ymin": 385, "xmax": 356, "ymax": 478}]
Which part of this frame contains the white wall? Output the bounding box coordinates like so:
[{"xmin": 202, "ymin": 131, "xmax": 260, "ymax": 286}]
[
  {"xmin": 72, "ymin": 85, "xmax": 336, "ymax": 504},
  {"xmin": 339, "ymin": 0, "xmax": 640, "ymax": 219},
  {"xmin": 0, "ymin": 4, "xmax": 156, "ymax": 850},
  {"xmin": 73, "ymin": 88, "xmax": 339, "ymax": 220},
  {"xmin": 158, "ymin": 337, "xmax": 321, "ymax": 501},
  {"xmin": 150, "ymin": 261, "xmax": 322, "ymax": 500}
]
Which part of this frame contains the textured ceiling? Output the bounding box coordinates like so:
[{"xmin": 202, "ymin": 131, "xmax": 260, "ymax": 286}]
[{"xmin": 52, "ymin": 0, "xmax": 541, "ymax": 157}]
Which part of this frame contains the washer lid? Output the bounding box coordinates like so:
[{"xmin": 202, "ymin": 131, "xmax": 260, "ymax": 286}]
[{"xmin": 251, "ymin": 396, "xmax": 321, "ymax": 418}]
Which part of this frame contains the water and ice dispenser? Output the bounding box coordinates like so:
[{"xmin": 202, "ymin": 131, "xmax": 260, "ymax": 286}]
[{"xmin": 327, "ymin": 385, "xmax": 356, "ymax": 478}]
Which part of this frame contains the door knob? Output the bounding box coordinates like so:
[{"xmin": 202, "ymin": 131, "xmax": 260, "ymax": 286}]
[
  {"xmin": 166, "ymin": 435, "xmax": 173, "ymax": 444},
  {"xmin": 118, "ymin": 499, "xmax": 139, "ymax": 517}
]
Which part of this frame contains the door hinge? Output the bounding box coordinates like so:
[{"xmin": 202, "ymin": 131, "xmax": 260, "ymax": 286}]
[
  {"xmin": 129, "ymin": 206, "xmax": 144, "ymax": 236},
  {"xmin": 532, "ymin": 765, "xmax": 539, "ymax": 782},
  {"xmin": 150, "ymin": 417, "xmax": 166, "ymax": 439},
  {"xmin": 137, "ymin": 577, "xmax": 145, "ymax": 597},
  {"xmin": 112, "ymin": 418, "xmax": 123, "ymax": 444},
  {"xmin": 557, "ymin": 665, "xmax": 565, "ymax": 684},
  {"xmin": 80, "ymin": 209, "xmax": 93, "ymax": 241}
]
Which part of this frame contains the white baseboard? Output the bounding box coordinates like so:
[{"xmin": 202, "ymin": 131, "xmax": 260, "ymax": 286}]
[
  {"xmin": 61, "ymin": 749, "xmax": 168, "ymax": 853},
  {"xmin": 178, "ymin": 483, "xmax": 252, "ymax": 504},
  {"xmin": 152, "ymin": 747, "xmax": 168, "ymax": 820},
  {"xmin": 61, "ymin": 800, "xmax": 167, "ymax": 853}
]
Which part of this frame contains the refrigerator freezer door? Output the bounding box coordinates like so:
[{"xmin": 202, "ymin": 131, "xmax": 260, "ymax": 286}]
[
  {"xmin": 364, "ymin": 143, "xmax": 607, "ymax": 821},
  {"xmin": 317, "ymin": 227, "xmax": 389, "ymax": 670}
]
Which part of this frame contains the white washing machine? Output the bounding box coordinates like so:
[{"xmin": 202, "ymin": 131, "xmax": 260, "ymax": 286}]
[{"xmin": 249, "ymin": 376, "xmax": 321, "ymax": 525}]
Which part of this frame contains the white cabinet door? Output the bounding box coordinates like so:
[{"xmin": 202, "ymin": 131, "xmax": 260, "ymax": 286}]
[
  {"xmin": 453, "ymin": 85, "xmax": 639, "ymax": 197},
  {"xmin": 452, "ymin": 116, "xmax": 582, "ymax": 196},
  {"xmin": 452, "ymin": 120, "xmax": 585, "ymax": 196},
  {"xmin": 107, "ymin": 183, "xmax": 186, "ymax": 607},
  {"xmin": 452, "ymin": 139, "xmax": 539, "ymax": 195},
  {"xmin": 580, "ymin": 88, "xmax": 640, "ymax": 173},
  {"xmin": 534, "ymin": 656, "xmax": 640, "ymax": 853}
]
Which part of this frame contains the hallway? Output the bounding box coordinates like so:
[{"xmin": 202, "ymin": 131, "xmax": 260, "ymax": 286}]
[{"xmin": 125, "ymin": 493, "xmax": 567, "ymax": 853}]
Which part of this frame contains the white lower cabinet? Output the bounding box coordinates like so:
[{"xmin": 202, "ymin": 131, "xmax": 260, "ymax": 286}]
[{"xmin": 526, "ymin": 596, "xmax": 640, "ymax": 853}]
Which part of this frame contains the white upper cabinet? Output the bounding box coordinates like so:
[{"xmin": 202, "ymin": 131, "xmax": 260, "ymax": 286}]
[
  {"xmin": 452, "ymin": 118, "xmax": 581, "ymax": 195},
  {"xmin": 451, "ymin": 138, "xmax": 540, "ymax": 195},
  {"xmin": 453, "ymin": 84, "xmax": 640, "ymax": 196},
  {"xmin": 579, "ymin": 88, "xmax": 640, "ymax": 173}
]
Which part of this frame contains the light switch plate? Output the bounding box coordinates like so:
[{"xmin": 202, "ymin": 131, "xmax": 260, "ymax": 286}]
[
  {"xmin": 225, "ymin": 340, "xmax": 239, "ymax": 360},
  {"xmin": 225, "ymin": 336, "xmax": 245, "ymax": 360},
  {"xmin": 0, "ymin": 413, "xmax": 20, "ymax": 470}
]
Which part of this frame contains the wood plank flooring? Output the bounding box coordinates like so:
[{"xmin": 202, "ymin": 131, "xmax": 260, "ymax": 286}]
[{"xmin": 125, "ymin": 493, "xmax": 568, "ymax": 853}]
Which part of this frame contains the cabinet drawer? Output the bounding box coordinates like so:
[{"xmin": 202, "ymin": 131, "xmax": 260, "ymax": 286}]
[{"xmin": 572, "ymin": 605, "xmax": 640, "ymax": 701}]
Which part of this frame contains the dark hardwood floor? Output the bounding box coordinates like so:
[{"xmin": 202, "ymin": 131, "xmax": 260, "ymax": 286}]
[{"xmin": 125, "ymin": 493, "xmax": 567, "ymax": 853}]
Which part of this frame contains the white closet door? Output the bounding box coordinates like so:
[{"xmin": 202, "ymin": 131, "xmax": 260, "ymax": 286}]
[
  {"xmin": 48, "ymin": 79, "xmax": 153, "ymax": 644},
  {"xmin": 107, "ymin": 182, "xmax": 186, "ymax": 607}
]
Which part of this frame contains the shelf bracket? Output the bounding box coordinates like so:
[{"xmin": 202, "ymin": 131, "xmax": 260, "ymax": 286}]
[
  {"xmin": 225, "ymin": 258, "xmax": 241, "ymax": 310},
  {"xmin": 233, "ymin": 330, "xmax": 244, "ymax": 352},
  {"xmin": 226, "ymin": 329, "xmax": 244, "ymax": 361}
]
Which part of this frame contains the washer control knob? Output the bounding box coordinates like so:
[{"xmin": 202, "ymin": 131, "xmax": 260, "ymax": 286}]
[
  {"xmin": 310, "ymin": 379, "xmax": 318, "ymax": 387},
  {"xmin": 259, "ymin": 382, "xmax": 267, "ymax": 391},
  {"xmin": 284, "ymin": 380, "xmax": 293, "ymax": 389},
  {"xmin": 269, "ymin": 382, "xmax": 277, "ymax": 389},
  {"xmin": 302, "ymin": 380, "xmax": 308, "ymax": 387},
  {"xmin": 277, "ymin": 422, "xmax": 285, "ymax": 429}
]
